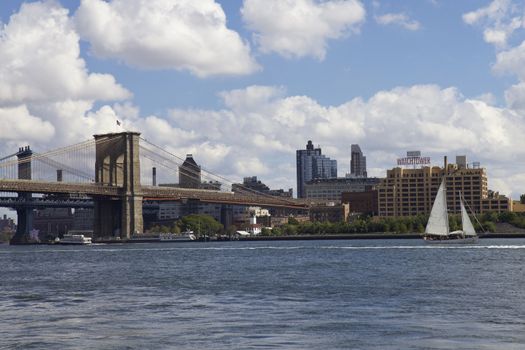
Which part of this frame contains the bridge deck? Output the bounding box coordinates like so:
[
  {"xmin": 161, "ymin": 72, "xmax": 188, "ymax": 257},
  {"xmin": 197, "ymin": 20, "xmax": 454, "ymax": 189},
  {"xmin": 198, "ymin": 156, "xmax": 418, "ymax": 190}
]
[
  {"xmin": 0, "ymin": 179, "xmax": 119, "ymax": 196},
  {"xmin": 142, "ymin": 186, "xmax": 306, "ymax": 208},
  {"xmin": 0, "ymin": 180, "xmax": 307, "ymax": 209}
]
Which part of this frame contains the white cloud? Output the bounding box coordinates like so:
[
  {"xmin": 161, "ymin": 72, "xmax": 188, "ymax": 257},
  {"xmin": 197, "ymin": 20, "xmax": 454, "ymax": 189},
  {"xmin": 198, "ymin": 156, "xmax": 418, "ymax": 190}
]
[
  {"xmin": 504, "ymin": 82, "xmax": 525, "ymax": 110},
  {"xmin": 74, "ymin": 0, "xmax": 260, "ymax": 77},
  {"xmin": 0, "ymin": 1, "xmax": 131, "ymax": 155},
  {"xmin": 491, "ymin": 173, "xmax": 525, "ymax": 198},
  {"xmin": 375, "ymin": 13, "xmax": 421, "ymax": 31},
  {"xmin": 463, "ymin": 0, "xmax": 512, "ymax": 25},
  {"xmin": 137, "ymin": 115, "xmax": 199, "ymax": 147},
  {"xmin": 463, "ymin": 0, "xmax": 524, "ymax": 47},
  {"xmin": 220, "ymin": 85, "xmax": 286, "ymax": 114},
  {"xmin": 127, "ymin": 84, "xmax": 522, "ymax": 198},
  {"xmin": 0, "ymin": 106, "xmax": 55, "ymax": 142},
  {"xmin": 466, "ymin": 1, "xmax": 525, "ymax": 115},
  {"xmin": 233, "ymin": 157, "xmax": 269, "ymax": 176},
  {"xmin": 241, "ymin": 0, "xmax": 365, "ymax": 60},
  {"xmin": 353, "ymin": 85, "xmax": 520, "ymax": 158},
  {"xmin": 0, "ymin": 1, "xmax": 130, "ymax": 106},
  {"xmin": 493, "ymin": 40, "xmax": 525, "ymax": 80},
  {"xmin": 483, "ymin": 28, "xmax": 510, "ymax": 46},
  {"xmin": 475, "ymin": 92, "xmax": 497, "ymax": 105},
  {"xmin": 491, "ymin": 31, "xmax": 525, "ymax": 112}
]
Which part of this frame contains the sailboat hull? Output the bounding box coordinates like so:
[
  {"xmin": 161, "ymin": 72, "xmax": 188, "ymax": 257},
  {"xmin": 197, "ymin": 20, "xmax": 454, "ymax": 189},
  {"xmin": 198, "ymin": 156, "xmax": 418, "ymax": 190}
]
[{"xmin": 423, "ymin": 234, "xmax": 478, "ymax": 244}]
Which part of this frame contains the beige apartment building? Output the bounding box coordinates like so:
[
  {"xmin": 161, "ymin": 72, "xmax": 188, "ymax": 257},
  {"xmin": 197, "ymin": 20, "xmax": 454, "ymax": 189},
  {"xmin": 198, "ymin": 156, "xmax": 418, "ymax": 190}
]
[{"xmin": 378, "ymin": 157, "xmax": 511, "ymax": 217}]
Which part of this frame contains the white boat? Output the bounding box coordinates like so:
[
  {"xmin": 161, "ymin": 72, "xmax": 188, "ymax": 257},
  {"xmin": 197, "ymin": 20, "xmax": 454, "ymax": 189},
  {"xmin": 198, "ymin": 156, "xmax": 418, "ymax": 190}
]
[
  {"xmin": 159, "ymin": 231, "xmax": 196, "ymax": 242},
  {"xmin": 423, "ymin": 178, "xmax": 478, "ymax": 244},
  {"xmin": 58, "ymin": 234, "xmax": 92, "ymax": 245}
]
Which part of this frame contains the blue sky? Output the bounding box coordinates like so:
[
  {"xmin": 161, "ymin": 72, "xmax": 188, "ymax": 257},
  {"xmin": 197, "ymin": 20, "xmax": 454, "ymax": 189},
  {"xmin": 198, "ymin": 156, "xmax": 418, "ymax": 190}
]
[{"xmin": 1, "ymin": 0, "xmax": 525, "ymax": 199}]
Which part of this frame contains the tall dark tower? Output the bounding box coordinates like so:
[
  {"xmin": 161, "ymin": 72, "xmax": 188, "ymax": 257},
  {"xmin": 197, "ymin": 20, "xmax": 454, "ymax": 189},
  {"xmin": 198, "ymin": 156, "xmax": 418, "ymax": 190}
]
[
  {"xmin": 179, "ymin": 154, "xmax": 201, "ymax": 189},
  {"xmin": 10, "ymin": 146, "xmax": 34, "ymax": 244},
  {"xmin": 296, "ymin": 140, "xmax": 337, "ymax": 198},
  {"xmin": 350, "ymin": 144, "xmax": 367, "ymax": 178}
]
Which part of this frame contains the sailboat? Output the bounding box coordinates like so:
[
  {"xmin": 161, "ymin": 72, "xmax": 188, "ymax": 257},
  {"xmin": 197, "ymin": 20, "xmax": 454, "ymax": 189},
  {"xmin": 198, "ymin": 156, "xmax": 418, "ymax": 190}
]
[{"xmin": 423, "ymin": 178, "xmax": 478, "ymax": 243}]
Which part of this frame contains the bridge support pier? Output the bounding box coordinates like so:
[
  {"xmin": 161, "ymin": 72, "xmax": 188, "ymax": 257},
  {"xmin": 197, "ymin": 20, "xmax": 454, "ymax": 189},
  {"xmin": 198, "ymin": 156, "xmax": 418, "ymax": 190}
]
[
  {"xmin": 10, "ymin": 206, "xmax": 34, "ymax": 244},
  {"xmin": 93, "ymin": 132, "xmax": 143, "ymax": 239},
  {"xmin": 93, "ymin": 198, "xmax": 121, "ymax": 238}
]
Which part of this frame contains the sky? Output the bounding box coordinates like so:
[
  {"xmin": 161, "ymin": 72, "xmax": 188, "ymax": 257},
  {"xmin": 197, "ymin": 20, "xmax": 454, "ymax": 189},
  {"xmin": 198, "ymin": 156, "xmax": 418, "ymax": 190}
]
[{"xmin": 1, "ymin": 0, "xmax": 525, "ymax": 199}]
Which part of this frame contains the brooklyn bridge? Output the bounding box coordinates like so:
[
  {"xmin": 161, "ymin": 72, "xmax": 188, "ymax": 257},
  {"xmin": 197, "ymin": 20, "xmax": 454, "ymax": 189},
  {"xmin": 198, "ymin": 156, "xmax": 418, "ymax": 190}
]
[{"xmin": 0, "ymin": 132, "xmax": 307, "ymax": 243}]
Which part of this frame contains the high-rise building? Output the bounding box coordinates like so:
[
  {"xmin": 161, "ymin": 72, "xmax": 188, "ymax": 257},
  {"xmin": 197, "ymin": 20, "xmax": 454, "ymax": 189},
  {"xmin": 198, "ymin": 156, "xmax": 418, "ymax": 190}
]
[
  {"xmin": 296, "ymin": 140, "xmax": 337, "ymax": 198},
  {"xmin": 313, "ymin": 156, "xmax": 337, "ymax": 179},
  {"xmin": 350, "ymin": 144, "xmax": 367, "ymax": 177},
  {"xmin": 179, "ymin": 154, "xmax": 201, "ymax": 189}
]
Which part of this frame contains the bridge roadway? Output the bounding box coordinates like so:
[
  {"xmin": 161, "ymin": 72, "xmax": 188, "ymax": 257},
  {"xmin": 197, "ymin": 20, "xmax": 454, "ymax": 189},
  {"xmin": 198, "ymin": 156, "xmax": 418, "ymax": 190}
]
[
  {"xmin": 0, "ymin": 196, "xmax": 94, "ymax": 208},
  {"xmin": 0, "ymin": 179, "xmax": 307, "ymax": 209},
  {"xmin": 141, "ymin": 186, "xmax": 307, "ymax": 208},
  {"xmin": 0, "ymin": 179, "xmax": 119, "ymax": 197}
]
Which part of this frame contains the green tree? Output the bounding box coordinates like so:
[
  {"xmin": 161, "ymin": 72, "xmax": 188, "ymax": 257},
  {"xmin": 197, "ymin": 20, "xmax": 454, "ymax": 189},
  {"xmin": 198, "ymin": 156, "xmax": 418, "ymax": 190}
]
[
  {"xmin": 481, "ymin": 211, "xmax": 499, "ymax": 223},
  {"xmin": 0, "ymin": 227, "xmax": 13, "ymax": 243},
  {"xmin": 397, "ymin": 222, "xmax": 408, "ymax": 233},
  {"xmin": 498, "ymin": 211, "xmax": 516, "ymax": 223},
  {"xmin": 225, "ymin": 224, "xmax": 238, "ymax": 237},
  {"xmin": 299, "ymin": 222, "xmax": 313, "ymax": 235},
  {"xmin": 272, "ymin": 227, "xmax": 283, "ymax": 236},
  {"xmin": 148, "ymin": 224, "xmax": 160, "ymax": 233},
  {"xmin": 483, "ymin": 221, "xmax": 496, "ymax": 232},
  {"xmin": 261, "ymin": 227, "xmax": 272, "ymax": 236},
  {"xmin": 282, "ymin": 224, "xmax": 298, "ymax": 235},
  {"xmin": 449, "ymin": 215, "xmax": 460, "ymax": 232},
  {"xmin": 288, "ymin": 216, "xmax": 299, "ymax": 225},
  {"xmin": 179, "ymin": 214, "xmax": 223, "ymax": 236},
  {"xmin": 170, "ymin": 224, "xmax": 181, "ymax": 234}
]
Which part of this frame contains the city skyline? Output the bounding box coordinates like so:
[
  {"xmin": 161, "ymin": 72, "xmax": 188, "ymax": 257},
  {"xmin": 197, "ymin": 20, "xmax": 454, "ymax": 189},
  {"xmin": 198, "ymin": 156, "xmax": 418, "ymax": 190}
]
[{"xmin": 1, "ymin": 1, "xmax": 525, "ymax": 198}]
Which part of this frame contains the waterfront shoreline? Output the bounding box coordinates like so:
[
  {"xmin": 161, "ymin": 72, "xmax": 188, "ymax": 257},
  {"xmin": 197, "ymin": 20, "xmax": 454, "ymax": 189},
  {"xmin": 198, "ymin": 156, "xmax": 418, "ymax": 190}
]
[
  {"xmin": 5, "ymin": 232, "xmax": 525, "ymax": 245},
  {"xmin": 237, "ymin": 232, "xmax": 525, "ymax": 240},
  {"xmin": 95, "ymin": 232, "xmax": 525, "ymax": 243}
]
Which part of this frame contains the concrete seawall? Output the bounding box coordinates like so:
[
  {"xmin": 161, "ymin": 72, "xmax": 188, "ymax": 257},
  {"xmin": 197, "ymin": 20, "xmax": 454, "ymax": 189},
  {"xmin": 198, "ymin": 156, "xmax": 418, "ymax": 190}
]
[{"xmin": 238, "ymin": 232, "xmax": 525, "ymax": 241}]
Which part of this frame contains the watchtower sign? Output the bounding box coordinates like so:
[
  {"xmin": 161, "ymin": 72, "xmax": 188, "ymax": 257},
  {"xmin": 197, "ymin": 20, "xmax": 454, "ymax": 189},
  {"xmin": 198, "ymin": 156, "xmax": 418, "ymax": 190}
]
[{"xmin": 397, "ymin": 150, "xmax": 430, "ymax": 167}]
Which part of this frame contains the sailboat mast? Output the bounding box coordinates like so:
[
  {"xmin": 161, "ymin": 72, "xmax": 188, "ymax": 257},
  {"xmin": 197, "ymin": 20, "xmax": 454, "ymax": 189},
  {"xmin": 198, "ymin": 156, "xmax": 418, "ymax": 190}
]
[
  {"xmin": 443, "ymin": 178, "xmax": 449, "ymax": 234},
  {"xmin": 459, "ymin": 191, "xmax": 463, "ymax": 230}
]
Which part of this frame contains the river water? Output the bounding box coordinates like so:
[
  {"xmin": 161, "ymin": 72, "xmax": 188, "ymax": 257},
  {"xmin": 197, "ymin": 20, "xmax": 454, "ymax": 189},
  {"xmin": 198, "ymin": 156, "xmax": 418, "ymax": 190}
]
[{"xmin": 1, "ymin": 239, "xmax": 524, "ymax": 349}]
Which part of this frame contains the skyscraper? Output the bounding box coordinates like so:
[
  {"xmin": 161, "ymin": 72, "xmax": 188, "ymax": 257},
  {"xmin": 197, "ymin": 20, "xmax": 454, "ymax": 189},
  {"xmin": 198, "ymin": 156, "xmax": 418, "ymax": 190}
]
[
  {"xmin": 350, "ymin": 144, "xmax": 367, "ymax": 178},
  {"xmin": 296, "ymin": 140, "xmax": 337, "ymax": 198}
]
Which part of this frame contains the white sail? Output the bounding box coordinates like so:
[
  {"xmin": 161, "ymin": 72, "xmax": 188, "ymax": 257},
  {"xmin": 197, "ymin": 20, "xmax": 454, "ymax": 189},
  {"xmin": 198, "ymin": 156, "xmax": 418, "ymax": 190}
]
[
  {"xmin": 425, "ymin": 179, "xmax": 449, "ymax": 235},
  {"xmin": 460, "ymin": 196, "xmax": 476, "ymax": 236}
]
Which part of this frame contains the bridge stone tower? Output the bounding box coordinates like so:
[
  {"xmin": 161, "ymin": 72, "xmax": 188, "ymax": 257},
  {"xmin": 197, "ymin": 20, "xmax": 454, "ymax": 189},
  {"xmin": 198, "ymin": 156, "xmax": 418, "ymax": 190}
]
[
  {"xmin": 93, "ymin": 132, "xmax": 143, "ymax": 239},
  {"xmin": 10, "ymin": 146, "xmax": 35, "ymax": 244}
]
